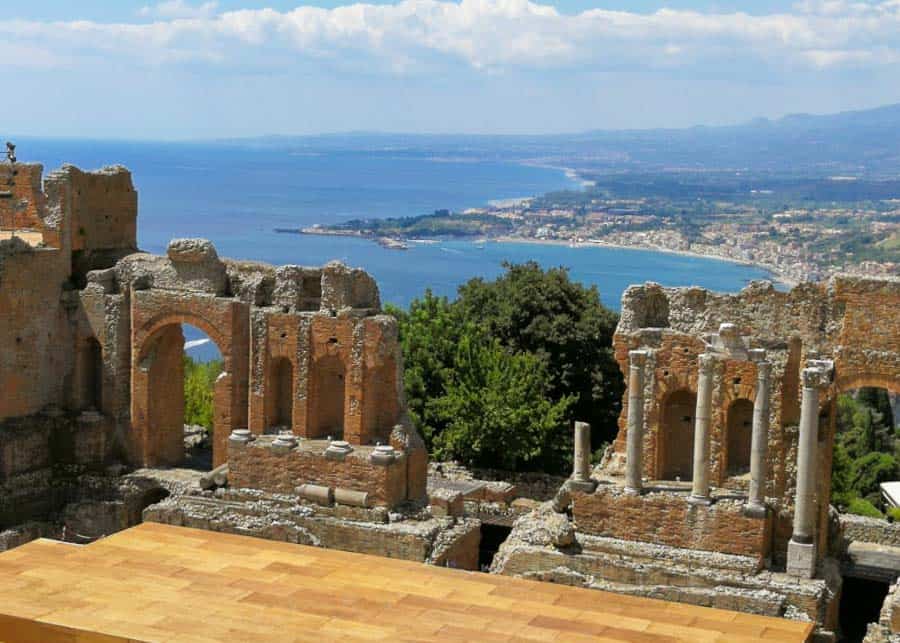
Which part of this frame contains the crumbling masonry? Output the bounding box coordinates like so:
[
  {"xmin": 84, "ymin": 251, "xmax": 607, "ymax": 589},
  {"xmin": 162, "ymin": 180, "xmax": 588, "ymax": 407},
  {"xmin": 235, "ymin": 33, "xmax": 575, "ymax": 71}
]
[
  {"xmin": 493, "ymin": 276, "xmax": 900, "ymax": 639},
  {"xmin": 5, "ymin": 159, "xmax": 900, "ymax": 638},
  {"xmin": 0, "ymin": 162, "xmax": 477, "ymax": 568}
]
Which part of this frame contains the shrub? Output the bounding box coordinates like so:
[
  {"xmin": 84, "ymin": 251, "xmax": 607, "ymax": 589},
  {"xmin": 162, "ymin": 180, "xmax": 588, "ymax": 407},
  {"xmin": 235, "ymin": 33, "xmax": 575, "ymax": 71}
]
[{"xmin": 846, "ymin": 497, "xmax": 884, "ymax": 519}]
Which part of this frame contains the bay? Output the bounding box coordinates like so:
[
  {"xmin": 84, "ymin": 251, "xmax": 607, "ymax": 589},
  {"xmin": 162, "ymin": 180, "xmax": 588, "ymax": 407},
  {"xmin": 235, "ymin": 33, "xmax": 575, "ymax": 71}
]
[{"xmin": 17, "ymin": 139, "xmax": 772, "ymax": 358}]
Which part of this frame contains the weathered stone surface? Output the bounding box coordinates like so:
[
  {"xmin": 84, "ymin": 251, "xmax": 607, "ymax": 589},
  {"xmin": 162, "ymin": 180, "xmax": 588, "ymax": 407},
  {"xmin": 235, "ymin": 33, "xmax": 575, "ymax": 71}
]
[
  {"xmin": 509, "ymin": 505, "xmax": 576, "ymax": 549},
  {"xmin": 0, "ymin": 159, "xmax": 436, "ymax": 549}
]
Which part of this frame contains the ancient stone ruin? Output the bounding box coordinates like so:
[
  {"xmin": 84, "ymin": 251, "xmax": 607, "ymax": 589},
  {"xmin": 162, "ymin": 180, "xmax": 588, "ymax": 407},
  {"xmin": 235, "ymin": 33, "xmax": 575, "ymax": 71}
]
[
  {"xmin": 4, "ymin": 160, "xmax": 900, "ymax": 639},
  {"xmin": 0, "ymin": 162, "xmax": 477, "ymax": 567},
  {"xmin": 493, "ymin": 276, "xmax": 900, "ymax": 639}
]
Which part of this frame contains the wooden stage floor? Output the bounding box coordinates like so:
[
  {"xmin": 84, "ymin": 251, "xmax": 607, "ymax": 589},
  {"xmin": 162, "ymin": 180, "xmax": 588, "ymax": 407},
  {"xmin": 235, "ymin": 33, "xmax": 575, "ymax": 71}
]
[{"xmin": 0, "ymin": 522, "xmax": 812, "ymax": 642}]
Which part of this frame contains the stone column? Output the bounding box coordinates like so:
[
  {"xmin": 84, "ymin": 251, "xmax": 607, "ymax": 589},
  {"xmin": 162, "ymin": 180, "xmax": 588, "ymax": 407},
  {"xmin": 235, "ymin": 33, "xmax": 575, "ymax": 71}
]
[
  {"xmin": 689, "ymin": 353, "xmax": 715, "ymax": 505},
  {"xmin": 787, "ymin": 366, "xmax": 823, "ymax": 578},
  {"xmin": 570, "ymin": 421, "xmax": 597, "ymax": 492},
  {"xmin": 746, "ymin": 351, "xmax": 771, "ymax": 516},
  {"xmin": 625, "ymin": 350, "xmax": 648, "ymax": 494}
]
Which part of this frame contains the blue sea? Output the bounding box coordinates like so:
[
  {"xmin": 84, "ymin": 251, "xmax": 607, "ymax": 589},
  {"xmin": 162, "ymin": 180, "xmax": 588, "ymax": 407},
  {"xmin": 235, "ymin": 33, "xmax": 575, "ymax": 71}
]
[{"xmin": 20, "ymin": 138, "xmax": 772, "ymax": 359}]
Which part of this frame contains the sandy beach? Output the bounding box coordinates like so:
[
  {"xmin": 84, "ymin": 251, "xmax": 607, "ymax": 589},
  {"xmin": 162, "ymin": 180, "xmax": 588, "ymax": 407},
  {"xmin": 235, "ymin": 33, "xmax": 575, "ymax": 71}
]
[{"xmin": 491, "ymin": 234, "xmax": 799, "ymax": 288}]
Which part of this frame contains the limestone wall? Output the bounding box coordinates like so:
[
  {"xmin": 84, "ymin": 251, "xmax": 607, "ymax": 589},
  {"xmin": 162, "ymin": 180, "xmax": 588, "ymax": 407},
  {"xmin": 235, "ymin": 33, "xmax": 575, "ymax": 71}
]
[{"xmin": 839, "ymin": 515, "xmax": 900, "ymax": 550}]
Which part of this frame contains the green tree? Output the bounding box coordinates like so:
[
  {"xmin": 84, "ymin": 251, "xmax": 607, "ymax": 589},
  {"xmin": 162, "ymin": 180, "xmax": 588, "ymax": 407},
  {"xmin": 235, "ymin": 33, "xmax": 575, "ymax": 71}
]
[
  {"xmin": 184, "ymin": 356, "xmax": 222, "ymax": 429},
  {"xmin": 427, "ymin": 332, "xmax": 574, "ymax": 472},
  {"xmin": 832, "ymin": 390, "xmax": 900, "ymax": 515},
  {"xmin": 386, "ymin": 291, "xmax": 467, "ymax": 447},
  {"xmin": 830, "ymin": 441, "xmax": 855, "ymax": 508},
  {"xmin": 454, "ymin": 261, "xmax": 623, "ymax": 447},
  {"xmin": 852, "ymin": 452, "xmax": 899, "ymax": 501}
]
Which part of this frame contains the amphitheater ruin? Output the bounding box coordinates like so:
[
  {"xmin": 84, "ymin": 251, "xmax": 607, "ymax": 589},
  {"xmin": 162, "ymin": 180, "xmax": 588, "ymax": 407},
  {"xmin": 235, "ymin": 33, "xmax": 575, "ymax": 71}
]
[{"xmin": 1, "ymin": 160, "xmax": 899, "ymax": 641}]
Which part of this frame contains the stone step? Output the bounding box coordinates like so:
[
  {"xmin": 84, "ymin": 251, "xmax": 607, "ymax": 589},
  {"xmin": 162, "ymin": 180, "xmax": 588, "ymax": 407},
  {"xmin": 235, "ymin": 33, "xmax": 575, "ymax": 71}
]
[
  {"xmin": 579, "ymin": 533, "xmax": 761, "ymax": 575},
  {"xmin": 494, "ymin": 541, "xmax": 831, "ymax": 628}
]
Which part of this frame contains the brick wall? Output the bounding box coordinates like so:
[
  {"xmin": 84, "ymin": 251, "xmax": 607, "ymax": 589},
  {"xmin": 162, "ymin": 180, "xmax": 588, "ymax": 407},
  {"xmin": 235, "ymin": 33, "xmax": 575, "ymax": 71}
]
[
  {"xmin": 609, "ymin": 275, "xmax": 900, "ymax": 566},
  {"xmin": 0, "ymin": 163, "xmax": 45, "ymax": 230},
  {"xmin": 0, "ymin": 245, "xmax": 71, "ymax": 420},
  {"xmin": 62, "ymin": 166, "xmax": 137, "ymax": 254},
  {"xmin": 573, "ymin": 486, "xmax": 770, "ymax": 564},
  {"xmin": 228, "ymin": 438, "xmax": 410, "ymax": 508}
]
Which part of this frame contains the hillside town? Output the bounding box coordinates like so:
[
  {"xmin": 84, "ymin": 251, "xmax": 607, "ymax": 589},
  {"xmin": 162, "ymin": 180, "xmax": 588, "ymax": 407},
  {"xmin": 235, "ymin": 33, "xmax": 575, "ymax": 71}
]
[{"xmin": 468, "ymin": 197, "xmax": 900, "ymax": 285}]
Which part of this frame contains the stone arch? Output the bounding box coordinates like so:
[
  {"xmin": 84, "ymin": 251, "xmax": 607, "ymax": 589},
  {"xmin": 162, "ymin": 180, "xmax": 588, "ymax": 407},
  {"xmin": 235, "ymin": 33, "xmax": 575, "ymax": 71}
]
[
  {"xmin": 266, "ymin": 356, "xmax": 294, "ymax": 432},
  {"xmin": 131, "ymin": 301, "xmax": 243, "ymax": 469},
  {"xmin": 835, "ymin": 374, "xmax": 900, "ymax": 397},
  {"xmin": 659, "ymin": 389, "xmax": 697, "ymax": 481},
  {"xmin": 136, "ymin": 311, "xmax": 230, "ymax": 357},
  {"xmin": 725, "ymin": 398, "xmax": 754, "ymax": 476}
]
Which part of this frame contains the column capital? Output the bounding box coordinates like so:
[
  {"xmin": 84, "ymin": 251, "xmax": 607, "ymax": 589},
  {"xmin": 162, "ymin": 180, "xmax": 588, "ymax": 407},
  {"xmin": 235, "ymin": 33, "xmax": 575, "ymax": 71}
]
[
  {"xmin": 756, "ymin": 360, "xmax": 772, "ymax": 380},
  {"xmin": 801, "ymin": 366, "xmax": 828, "ymax": 389},
  {"xmin": 748, "ymin": 348, "xmax": 766, "ymax": 363},
  {"xmin": 629, "ymin": 349, "xmax": 648, "ymax": 367},
  {"xmin": 698, "ymin": 353, "xmax": 717, "ymax": 374}
]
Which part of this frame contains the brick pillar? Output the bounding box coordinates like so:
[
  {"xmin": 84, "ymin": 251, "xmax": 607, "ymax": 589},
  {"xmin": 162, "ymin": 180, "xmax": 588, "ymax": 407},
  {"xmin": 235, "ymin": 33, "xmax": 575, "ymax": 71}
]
[
  {"xmin": 689, "ymin": 353, "xmax": 715, "ymax": 505},
  {"xmin": 625, "ymin": 350, "xmax": 648, "ymax": 494},
  {"xmin": 746, "ymin": 351, "xmax": 771, "ymax": 517},
  {"xmin": 787, "ymin": 366, "xmax": 823, "ymax": 578}
]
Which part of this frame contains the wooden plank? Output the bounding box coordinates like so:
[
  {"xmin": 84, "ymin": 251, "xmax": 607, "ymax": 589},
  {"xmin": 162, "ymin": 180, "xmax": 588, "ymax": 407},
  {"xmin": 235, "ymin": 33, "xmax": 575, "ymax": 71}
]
[{"xmin": 0, "ymin": 523, "xmax": 813, "ymax": 642}]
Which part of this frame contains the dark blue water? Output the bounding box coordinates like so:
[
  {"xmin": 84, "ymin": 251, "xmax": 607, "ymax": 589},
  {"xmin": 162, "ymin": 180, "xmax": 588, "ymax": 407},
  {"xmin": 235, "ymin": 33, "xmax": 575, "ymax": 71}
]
[{"xmin": 19, "ymin": 139, "xmax": 771, "ymax": 359}]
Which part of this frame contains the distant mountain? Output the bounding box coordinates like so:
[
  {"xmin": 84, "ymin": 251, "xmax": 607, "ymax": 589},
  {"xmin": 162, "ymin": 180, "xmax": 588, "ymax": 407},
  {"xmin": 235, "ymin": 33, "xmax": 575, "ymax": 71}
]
[{"xmin": 228, "ymin": 103, "xmax": 900, "ymax": 179}]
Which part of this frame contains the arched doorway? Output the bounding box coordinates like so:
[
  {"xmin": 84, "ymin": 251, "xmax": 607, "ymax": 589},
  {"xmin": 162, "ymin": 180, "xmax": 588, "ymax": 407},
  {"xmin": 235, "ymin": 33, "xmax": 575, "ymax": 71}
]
[
  {"xmin": 726, "ymin": 398, "xmax": 754, "ymax": 476},
  {"xmin": 660, "ymin": 390, "xmax": 696, "ymax": 480},
  {"xmin": 267, "ymin": 357, "xmax": 294, "ymax": 432},
  {"xmin": 309, "ymin": 354, "xmax": 345, "ymax": 439},
  {"xmin": 133, "ymin": 322, "xmax": 225, "ymax": 469}
]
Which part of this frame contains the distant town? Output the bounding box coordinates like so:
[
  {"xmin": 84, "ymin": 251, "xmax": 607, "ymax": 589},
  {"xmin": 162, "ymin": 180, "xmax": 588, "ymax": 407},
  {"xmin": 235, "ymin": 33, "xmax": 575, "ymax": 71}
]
[{"xmin": 294, "ymin": 173, "xmax": 900, "ymax": 285}]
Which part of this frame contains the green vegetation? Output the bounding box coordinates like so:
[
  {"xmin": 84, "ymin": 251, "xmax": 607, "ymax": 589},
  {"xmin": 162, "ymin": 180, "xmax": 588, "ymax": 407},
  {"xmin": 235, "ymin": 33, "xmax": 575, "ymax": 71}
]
[
  {"xmin": 831, "ymin": 388, "xmax": 898, "ymax": 517},
  {"xmin": 184, "ymin": 356, "xmax": 222, "ymax": 429},
  {"xmin": 846, "ymin": 498, "xmax": 884, "ymax": 519},
  {"xmin": 332, "ymin": 211, "xmax": 513, "ymax": 238},
  {"xmin": 388, "ymin": 262, "xmax": 622, "ymax": 474},
  {"xmin": 427, "ymin": 335, "xmax": 573, "ymax": 471}
]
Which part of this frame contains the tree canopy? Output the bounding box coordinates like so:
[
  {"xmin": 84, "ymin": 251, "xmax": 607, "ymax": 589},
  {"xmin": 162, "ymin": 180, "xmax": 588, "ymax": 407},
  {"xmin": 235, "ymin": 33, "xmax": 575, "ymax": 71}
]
[
  {"xmin": 831, "ymin": 388, "xmax": 898, "ymax": 517},
  {"xmin": 454, "ymin": 262, "xmax": 623, "ymax": 449},
  {"xmin": 389, "ymin": 262, "xmax": 623, "ymax": 474}
]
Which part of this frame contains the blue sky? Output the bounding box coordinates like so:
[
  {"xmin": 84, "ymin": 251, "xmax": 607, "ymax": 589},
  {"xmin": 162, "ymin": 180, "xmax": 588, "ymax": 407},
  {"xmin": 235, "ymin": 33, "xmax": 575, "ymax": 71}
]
[{"xmin": 4, "ymin": 0, "xmax": 900, "ymax": 139}]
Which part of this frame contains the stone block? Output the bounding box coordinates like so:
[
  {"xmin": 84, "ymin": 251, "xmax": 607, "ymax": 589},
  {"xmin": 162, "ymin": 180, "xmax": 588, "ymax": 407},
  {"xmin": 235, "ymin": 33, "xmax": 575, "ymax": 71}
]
[
  {"xmin": 429, "ymin": 488, "xmax": 465, "ymax": 518},
  {"xmin": 273, "ymin": 265, "xmax": 322, "ymax": 311},
  {"xmin": 786, "ymin": 539, "xmax": 816, "ymax": 578},
  {"xmin": 481, "ymin": 481, "xmax": 517, "ymax": 504},
  {"xmin": 155, "ymin": 238, "xmax": 227, "ymax": 294}
]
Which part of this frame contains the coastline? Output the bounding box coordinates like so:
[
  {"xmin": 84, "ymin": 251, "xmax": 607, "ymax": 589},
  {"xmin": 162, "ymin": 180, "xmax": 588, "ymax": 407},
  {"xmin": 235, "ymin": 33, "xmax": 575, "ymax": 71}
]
[
  {"xmin": 490, "ymin": 235, "xmax": 798, "ymax": 288},
  {"xmin": 294, "ymin": 159, "xmax": 801, "ymax": 290}
]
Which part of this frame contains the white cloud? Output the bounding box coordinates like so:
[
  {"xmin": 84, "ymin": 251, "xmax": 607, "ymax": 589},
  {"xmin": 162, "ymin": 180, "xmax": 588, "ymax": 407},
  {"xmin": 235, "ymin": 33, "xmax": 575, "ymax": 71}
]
[
  {"xmin": 2, "ymin": 0, "xmax": 900, "ymax": 73},
  {"xmin": 139, "ymin": 1, "xmax": 219, "ymax": 20}
]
